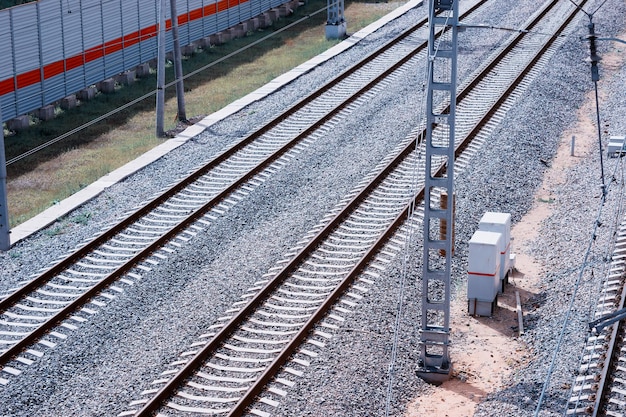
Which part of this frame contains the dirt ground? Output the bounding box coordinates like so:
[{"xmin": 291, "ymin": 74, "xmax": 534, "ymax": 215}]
[{"xmin": 404, "ymin": 35, "xmax": 624, "ymax": 417}]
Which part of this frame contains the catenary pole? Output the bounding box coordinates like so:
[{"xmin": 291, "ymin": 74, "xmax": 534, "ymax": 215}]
[
  {"xmin": 169, "ymin": 0, "xmax": 187, "ymax": 122},
  {"xmin": 156, "ymin": 0, "xmax": 166, "ymax": 137},
  {"xmin": 0, "ymin": 107, "xmax": 10, "ymax": 251}
]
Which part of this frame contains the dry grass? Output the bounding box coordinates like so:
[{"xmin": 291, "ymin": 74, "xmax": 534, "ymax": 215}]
[{"xmin": 6, "ymin": 0, "xmax": 406, "ymax": 227}]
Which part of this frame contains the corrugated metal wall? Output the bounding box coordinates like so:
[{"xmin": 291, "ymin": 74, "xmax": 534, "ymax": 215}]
[{"xmin": 0, "ymin": 0, "xmax": 286, "ymax": 123}]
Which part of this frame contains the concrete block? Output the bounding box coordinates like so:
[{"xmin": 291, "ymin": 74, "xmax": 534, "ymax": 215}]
[
  {"xmin": 228, "ymin": 26, "xmax": 245, "ymax": 39},
  {"xmin": 278, "ymin": 5, "xmax": 291, "ymax": 17},
  {"xmin": 60, "ymin": 95, "xmax": 77, "ymax": 110},
  {"xmin": 237, "ymin": 21, "xmax": 250, "ymax": 33},
  {"xmin": 194, "ymin": 38, "xmax": 210, "ymax": 49},
  {"xmin": 135, "ymin": 63, "xmax": 151, "ymax": 77},
  {"xmin": 249, "ymin": 17, "xmax": 260, "ymax": 31},
  {"xmin": 7, "ymin": 115, "xmax": 29, "ymax": 132},
  {"xmin": 213, "ymin": 31, "xmax": 231, "ymax": 44},
  {"xmin": 115, "ymin": 71, "xmax": 136, "ymax": 86},
  {"xmin": 77, "ymin": 86, "xmax": 97, "ymax": 101},
  {"xmin": 97, "ymin": 78, "xmax": 116, "ymax": 94},
  {"xmin": 257, "ymin": 13, "xmax": 272, "ymax": 28},
  {"xmin": 325, "ymin": 21, "xmax": 347, "ymax": 40},
  {"xmin": 468, "ymin": 299, "xmax": 495, "ymax": 317},
  {"xmin": 209, "ymin": 33, "xmax": 223, "ymax": 45},
  {"xmin": 268, "ymin": 9, "xmax": 280, "ymax": 21},
  {"xmin": 34, "ymin": 105, "xmax": 55, "ymax": 121},
  {"xmin": 181, "ymin": 44, "xmax": 196, "ymax": 56}
]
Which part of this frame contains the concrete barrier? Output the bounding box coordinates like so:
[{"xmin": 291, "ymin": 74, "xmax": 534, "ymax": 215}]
[
  {"xmin": 135, "ymin": 63, "xmax": 151, "ymax": 77},
  {"xmin": 77, "ymin": 86, "xmax": 97, "ymax": 101},
  {"xmin": 97, "ymin": 78, "xmax": 116, "ymax": 94},
  {"xmin": 60, "ymin": 95, "xmax": 77, "ymax": 110},
  {"xmin": 181, "ymin": 44, "xmax": 196, "ymax": 56},
  {"xmin": 115, "ymin": 71, "xmax": 136, "ymax": 86},
  {"xmin": 7, "ymin": 115, "xmax": 29, "ymax": 132}
]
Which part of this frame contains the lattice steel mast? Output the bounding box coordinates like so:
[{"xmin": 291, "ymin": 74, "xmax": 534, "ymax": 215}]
[{"xmin": 417, "ymin": 0, "xmax": 458, "ymax": 383}]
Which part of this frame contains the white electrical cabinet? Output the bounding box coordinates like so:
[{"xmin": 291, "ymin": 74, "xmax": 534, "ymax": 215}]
[
  {"xmin": 467, "ymin": 230, "xmax": 501, "ymax": 316},
  {"xmin": 607, "ymin": 136, "xmax": 626, "ymax": 157},
  {"xmin": 479, "ymin": 211, "xmax": 511, "ymax": 293}
]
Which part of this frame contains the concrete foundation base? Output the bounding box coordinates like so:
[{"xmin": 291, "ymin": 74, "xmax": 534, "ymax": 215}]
[
  {"xmin": 60, "ymin": 95, "xmax": 77, "ymax": 110},
  {"xmin": 181, "ymin": 44, "xmax": 196, "ymax": 56},
  {"xmin": 97, "ymin": 78, "xmax": 116, "ymax": 93},
  {"xmin": 417, "ymin": 363, "xmax": 452, "ymax": 385},
  {"xmin": 136, "ymin": 63, "xmax": 151, "ymax": 77},
  {"xmin": 34, "ymin": 105, "xmax": 55, "ymax": 121},
  {"xmin": 77, "ymin": 87, "xmax": 97, "ymax": 101},
  {"xmin": 468, "ymin": 298, "xmax": 496, "ymax": 317},
  {"xmin": 7, "ymin": 115, "xmax": 29, "ymax": 132},
  {"xmin": 325, "ymin": 22, "xmax": 347, "ymax": 40},
  {"xmin": 267, "ymin": 9, "xmax": 280, "ymax": 21},
  {"xmin": 278, "ymin": 5, "xmax": 291, "ymax": 16},
  {"xmin": 258, "ymin": 13, "xmax": 272, "ymax": 28},
  {"xmin": 115, "ymin": 71, "xmax": 136, "ymax": 86},
  {"xmin": 228, "ymin": 26, "xmax": 245, "ymax": 38}
]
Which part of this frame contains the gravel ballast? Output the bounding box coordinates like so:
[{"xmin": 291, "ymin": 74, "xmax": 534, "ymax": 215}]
[{"xmin": 1, "ymin": 0, "xmax": 626, "ymax": 416}]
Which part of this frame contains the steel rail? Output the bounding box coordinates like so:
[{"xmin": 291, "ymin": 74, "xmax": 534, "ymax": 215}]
[
  {"xmin": 0, "ymin": 14, "xmax": 427, "ymax": 314},
  {"xmin": 0, "ymin": 16, "xmax": 430, "ymax": 367},
  {"xmin": 229, "ymin": 3, "xmax": 584, "ymax": 415},
  {"xmin": 592, "ymin": 278, "xmax": 626, "ymax": 416},
  {"xmin": 0, "ymin": 0, "xmax": 490, "ymax": 370},
  {"xmin": 135, "ymin": 0, "xmax": 578, "ymax": 414}
]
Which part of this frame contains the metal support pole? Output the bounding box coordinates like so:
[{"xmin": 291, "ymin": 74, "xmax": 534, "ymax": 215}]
[
  {"xmin": 0, "ymin": 108, "xmax": 10, "ymax": 251},
  {"xmin": 586, "ymin": 18, "xmax": 606, "ymax": 197},
  {"xmin": 156, "ymin": 0, "xmax": 166, "ymax": 137},
  {"xmin": 169, "ymin": 0, "xmax": 187, "ymax": 123},
  {"xmin": 418, "ymin": 0, "xmax": 458, "ymax": 384},
  {"xmin": 593, "ymin": 81, "xmax": 606, "ymax": 196}
]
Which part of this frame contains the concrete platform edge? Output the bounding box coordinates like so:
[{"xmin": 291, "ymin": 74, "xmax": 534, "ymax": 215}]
[{"xmin": 9, "ymin": 0, "xmax": 423, "ymax": 246}]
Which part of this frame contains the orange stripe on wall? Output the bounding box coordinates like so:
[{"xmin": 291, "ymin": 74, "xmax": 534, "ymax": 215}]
[
  {"xmin": 0, "ymin": 78, "xmax": 14, "ymax": 95},
  {"xmin": 16, "ymin": 69, "xmax": 41, "ymax": 89},
  {"xmin": 104, "ymin": 38, "xmax": 124, "ymax": 55},
  {"xmin": 123, "ymin": 33, "xmax": 140, "ymax": 47},
  {"xmin": 65, "ymin": 55, "xmax": 84, "ymax": 72},
  {"xmin": 4, "ymin": 0, "xmax": 251, "ymax": 95},
  {"xmin": 189, "ymin": 9, "xmax": 203, "ymax": 21},
  {"xmin": 43, "ymin": 61, "xmax": 65, "ymax": 79},
  {"xmin": 85, "ymin": 47, "xmax": 104, "ymax": 63}
]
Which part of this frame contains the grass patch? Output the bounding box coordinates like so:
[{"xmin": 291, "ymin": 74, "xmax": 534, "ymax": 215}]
[{"xmin": 5, "ymin": 0, "xmax": 406, "ymax": 227}]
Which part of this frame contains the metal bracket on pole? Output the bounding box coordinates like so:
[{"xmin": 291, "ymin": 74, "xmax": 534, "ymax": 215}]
[
  {"xmin": 589, "ymin": 307, "xmax": 626, "ymax": 334},
  {"xmin": 418, "ymin": 0, "xmax": 459, "ymax": 384},
  {"xmin": 0, "ymin": 107, "xmax": 10, "ymax": 251}
]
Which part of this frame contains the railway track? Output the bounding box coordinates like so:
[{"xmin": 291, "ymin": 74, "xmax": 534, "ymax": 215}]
[
  {"xmin": 566, "ymin": 215, "xmax": 626, "ymax": 416},
  {"xmin": 0, "ymin": 0, "xmax": 493, "ymax": 383},
  {"xmin": 105, "ymin": 1, "xmax": 587, "ymax": 415}
]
